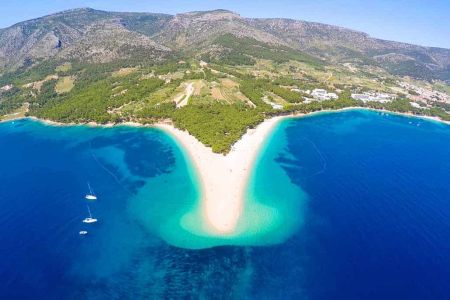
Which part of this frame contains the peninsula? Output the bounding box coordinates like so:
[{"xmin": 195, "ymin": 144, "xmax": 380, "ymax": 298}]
[{"xmin": 157, "ymin": 116, "xmax": 285, "ymax": 234}]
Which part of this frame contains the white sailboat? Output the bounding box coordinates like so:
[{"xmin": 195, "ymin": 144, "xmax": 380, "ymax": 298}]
[
  {"xmin": 85, "ymin": 182, "xmax": 97, "ymax": 200},
  {"xmin": 83, "ymin": 205, "xmax": 98, "ymax": 224},
  {"xmin": 79, "ymin": 231, "xmax": 88, "ymax": 235}
]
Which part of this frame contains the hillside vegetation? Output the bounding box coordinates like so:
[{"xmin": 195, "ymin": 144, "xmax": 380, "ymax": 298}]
[{"xmin": 1, "ymin": 9, "xmax": 449, "ymax": 153}]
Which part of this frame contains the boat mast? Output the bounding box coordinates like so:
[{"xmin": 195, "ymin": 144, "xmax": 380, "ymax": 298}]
[
  {"xmin": 87, "ymin": 182, "xmax": 93, "ymax": 195},
  {"xmin": 87, "ymin": 205, "xmax": 92, "ymax": 218}
]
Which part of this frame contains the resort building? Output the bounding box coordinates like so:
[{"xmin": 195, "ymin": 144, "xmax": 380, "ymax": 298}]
[
  {"xmin": 351, "ymin": 92, "xmax": 395, "ymax": 103},
  {"xmin": 291, "ymin": 88, "xmax": 339, "ymax": 102},
  {"xmin": 310, "ymin": 89, "xmax": 338, "ymax": 101}
]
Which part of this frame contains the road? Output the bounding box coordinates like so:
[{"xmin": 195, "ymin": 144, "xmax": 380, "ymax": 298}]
[{"xmin": 176, "ymin": 83, "xmax": 194, "ymax": 108}]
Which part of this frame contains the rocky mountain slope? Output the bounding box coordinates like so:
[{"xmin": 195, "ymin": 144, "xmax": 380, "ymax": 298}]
[
  {"xmin": 0, "ymin": 8, "xmax": 449, "ymax": 82},
  {"xmin": 0, "ymin": 8, "xmax": 171, "ymax": 69},
  {"xmin": 250, "ymin": 18, "xmax": 450, "ymax": 80}
]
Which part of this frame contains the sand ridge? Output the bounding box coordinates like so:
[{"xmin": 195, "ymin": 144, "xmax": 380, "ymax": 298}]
[{"xmin": 156, "ymin": 116, "xmax": 287, "ymax": 235}]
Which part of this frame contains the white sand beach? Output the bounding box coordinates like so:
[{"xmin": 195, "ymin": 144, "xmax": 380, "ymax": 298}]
[{"xmin": 156, "ymin": 116, "xmax": 287, "ymax": 235}]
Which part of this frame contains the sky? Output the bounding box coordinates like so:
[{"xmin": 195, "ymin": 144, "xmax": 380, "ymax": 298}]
[{"xmin": 0, "ymin": 0, "xmax": 449, "ymax": 49}]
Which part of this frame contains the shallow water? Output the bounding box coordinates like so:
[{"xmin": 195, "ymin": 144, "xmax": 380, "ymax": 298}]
[{"xmin": 1, "ymin": 110, "xmax": 450, "ymax": 299}]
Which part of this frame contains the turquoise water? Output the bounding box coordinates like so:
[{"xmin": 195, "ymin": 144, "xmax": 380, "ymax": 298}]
[
  {"xmin": 162, "ymin": 120, "xmax": 307, "ymax": 249},
  {"xmin": 1, "ymin": 110, "xmax": 450, "ymax": 299},
  {"xmin": 129, "ymin": 122, "xmax": 305, "ymax": 249}
]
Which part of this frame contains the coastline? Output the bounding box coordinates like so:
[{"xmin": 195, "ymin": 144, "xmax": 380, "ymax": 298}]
[
  {"xmin": 296, "ymin": 106, "xmax": 450, "ymax": 126},
  {"xmin": 2, "ymin": 107, "xmax": 449, "ymax": 237},
  {"xmin": 155, "ymin": 116, "xmax": 287, "ymax": 234},
  {"xmin": 2, "ymin": 107, "xmax": 449, "ymax": 128}
]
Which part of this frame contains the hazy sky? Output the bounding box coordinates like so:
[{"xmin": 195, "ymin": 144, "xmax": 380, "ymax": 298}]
[{"xmin": 0, "ymin": 0, "xmax": 449, "ymax": 48}]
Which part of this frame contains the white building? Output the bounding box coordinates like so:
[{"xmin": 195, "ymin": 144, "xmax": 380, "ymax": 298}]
[
  {"xmin": 311, "ymin": 89, "xmax": 338, "ymax": 101},
  {"xmin": 351, "ymin": 92, "xmax": 395, "ymax": 103}
]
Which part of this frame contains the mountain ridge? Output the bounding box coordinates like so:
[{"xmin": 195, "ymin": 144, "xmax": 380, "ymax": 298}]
[
  {"xmin": 0, "ymin": 8, "xmax": 449, "ymax": 82},
  {"xmin": 2, "ymin": 8, "xmax": 448, "ymax": 50}
]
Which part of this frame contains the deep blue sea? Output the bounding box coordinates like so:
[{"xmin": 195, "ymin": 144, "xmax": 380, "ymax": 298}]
[{"xmin": 1, "ymin": 109, "xmax": 450, "ymax": 299}]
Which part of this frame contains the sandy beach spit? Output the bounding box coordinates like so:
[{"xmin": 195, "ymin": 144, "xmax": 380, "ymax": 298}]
[{"xmin": 156, "ymin": 116, "xmax": 287, "ymax": 234}]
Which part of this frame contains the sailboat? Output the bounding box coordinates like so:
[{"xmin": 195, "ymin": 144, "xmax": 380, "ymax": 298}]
[
  {"xmin": 85, "ymin": 182, "xmax": 97, "ymax": 200},
  {"xmin": 83, "ymin": 205, "xmax": 98, "ymax": 224},
  {"xmin": 79, "ymin": 231, "xmax": 88, "ymax": 235}
]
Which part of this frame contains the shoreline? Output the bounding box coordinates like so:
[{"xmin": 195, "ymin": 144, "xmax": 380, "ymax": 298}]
[
  {"xmin": 2, "ymin": 107, "xmax": 449, "ymax": 235},
  {"xmin": 2, "ymin": 107, "xmax": 449, "ymax": 128},
  {"xmin": 156, "ymin": 116, "xmax": 287, "ymax": 234}
]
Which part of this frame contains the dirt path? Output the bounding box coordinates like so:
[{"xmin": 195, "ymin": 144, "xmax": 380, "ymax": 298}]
[{"xmin": 176, "ymin": 83, "xmax": 194, "ymax": 108}]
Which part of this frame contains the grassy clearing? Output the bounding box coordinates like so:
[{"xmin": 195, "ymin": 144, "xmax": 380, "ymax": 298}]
[
  {"xmin": 220, "ymin": 78, "xmax": 238, "ymax": 89},
  {"xmin": 112, "ymin": 67, "xmax": 138, "ymax": 77},
  {"xmin": 55, "ymin": 76, "xmax": 75, "ymax": 94},
  {"xmin": 192, "ymin": 80, "xmax": 206, "ymax": 95}
]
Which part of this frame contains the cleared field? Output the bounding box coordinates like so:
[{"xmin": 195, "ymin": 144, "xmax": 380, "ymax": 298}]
[
  {"xmin": 211, "ymin": 87, "xmax": 226, "ymax": 101},
  {"xmin": 192, "ymin": 80, "xmax": 206, "ymax": 95},
  {"xmin": 112, "ymin": 67, "xmax": 138, "ymax": 77},
  {"xmin": 220, "ymin": 78, "xmax": 238, "ymax": 89},
  {"xmin": 208, "ymin": 78, "xmax": 254, "ymax": 106},
  {"xmin": 55, "ymin": 76, "xmax": 75, "ymax": 94}
]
